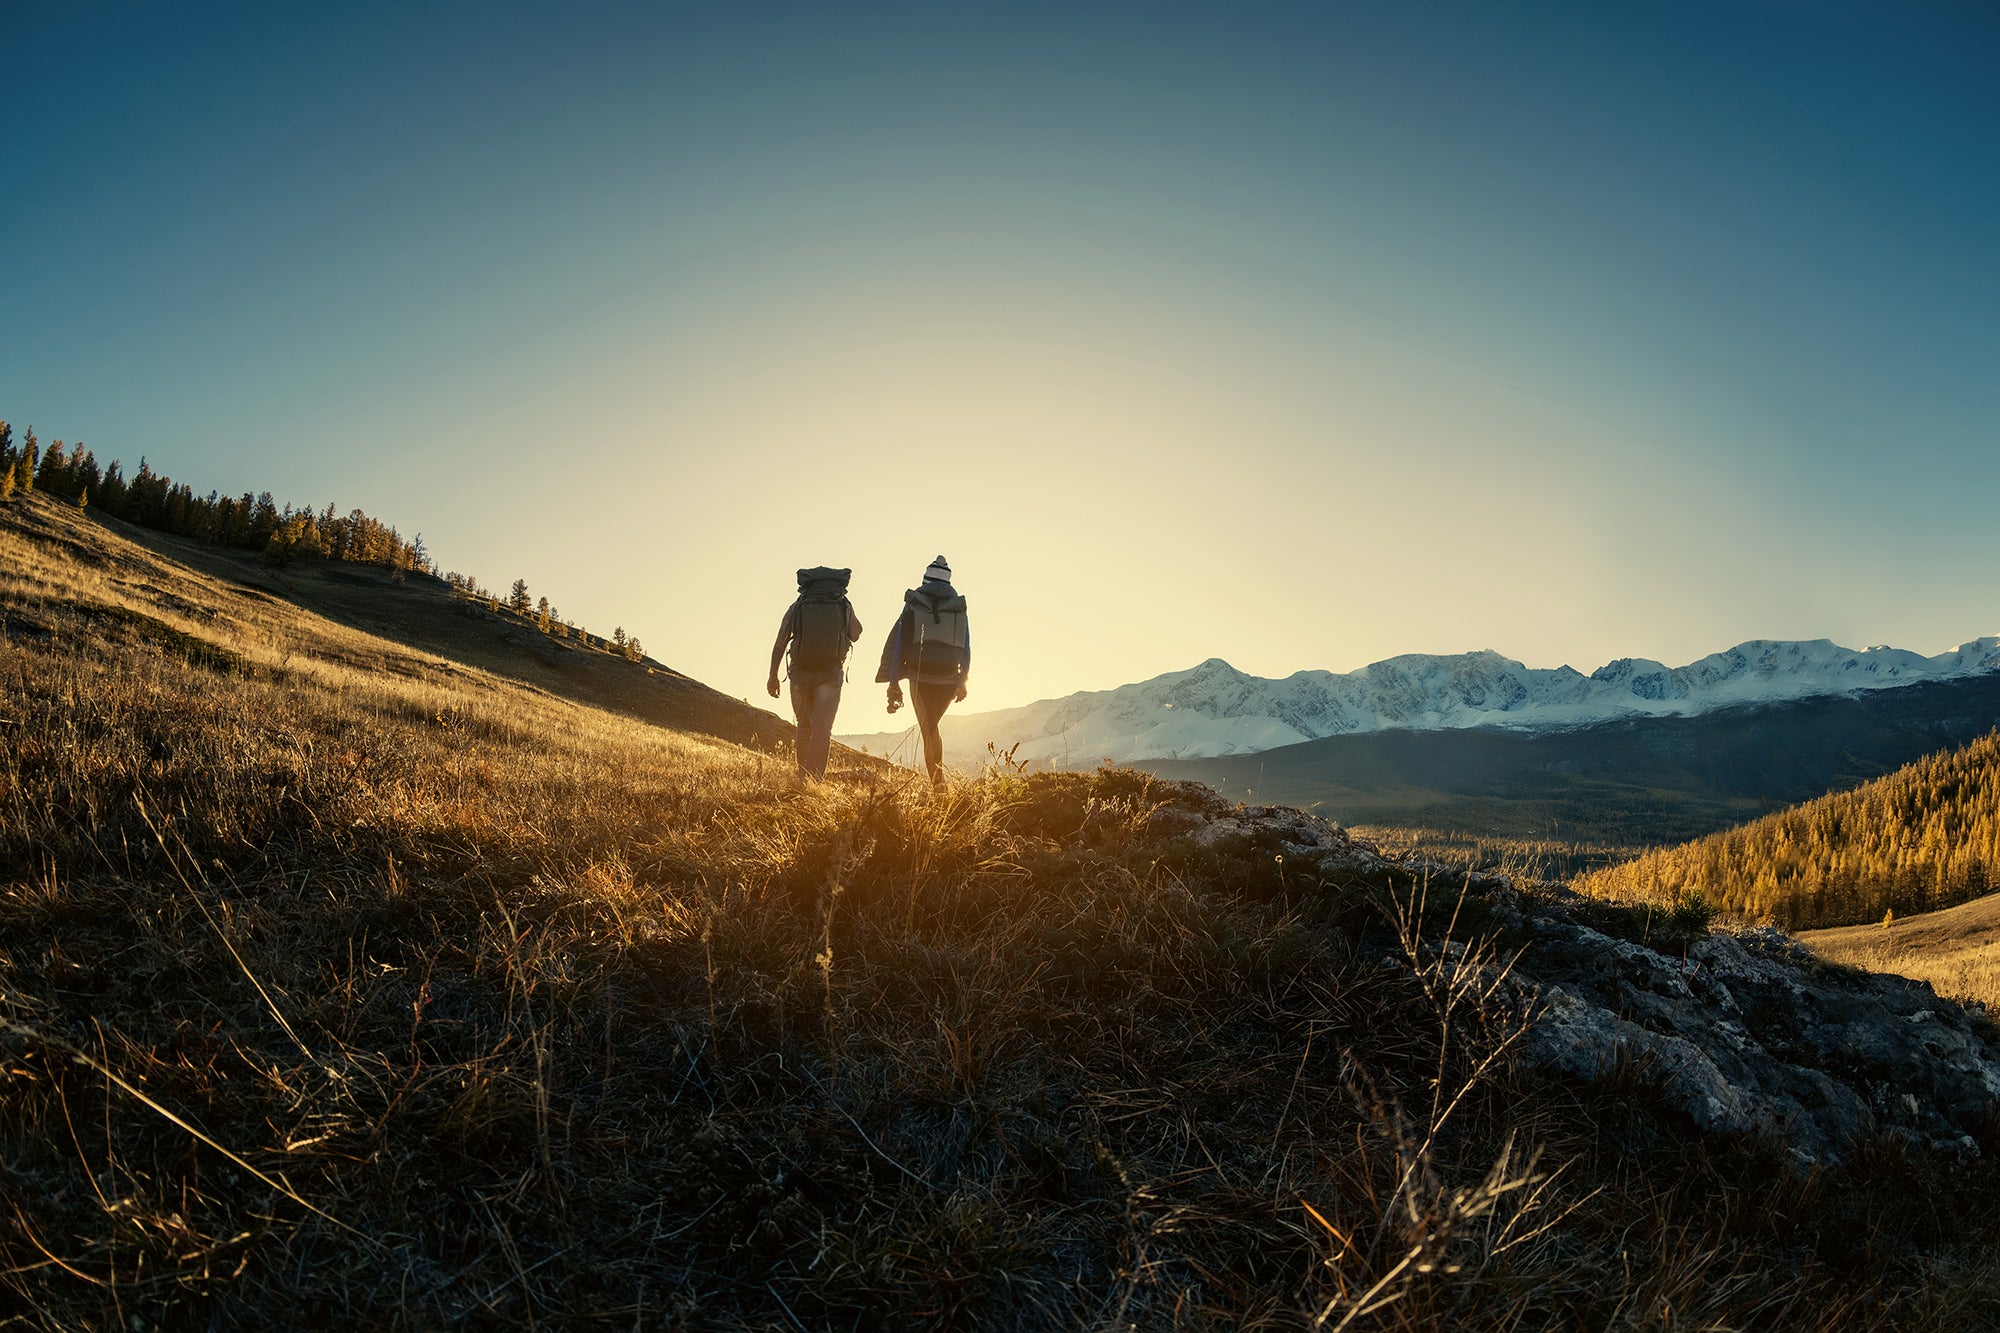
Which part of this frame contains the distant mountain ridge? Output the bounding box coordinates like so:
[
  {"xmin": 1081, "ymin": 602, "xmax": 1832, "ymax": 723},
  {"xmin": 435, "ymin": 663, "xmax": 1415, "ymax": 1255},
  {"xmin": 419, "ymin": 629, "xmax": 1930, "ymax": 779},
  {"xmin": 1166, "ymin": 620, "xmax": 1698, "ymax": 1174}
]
[{"xmin": 839, "ymin": 637, "xmax": 2000, "ymax": 769}]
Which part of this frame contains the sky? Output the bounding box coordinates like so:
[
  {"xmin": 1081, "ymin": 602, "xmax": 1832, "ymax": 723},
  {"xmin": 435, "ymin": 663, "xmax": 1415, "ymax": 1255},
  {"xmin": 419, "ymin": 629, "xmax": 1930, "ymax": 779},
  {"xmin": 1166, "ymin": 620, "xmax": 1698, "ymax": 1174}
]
[{"xmin": 4, "ymin": 1, "xmax": 1997, "ymax": 716}]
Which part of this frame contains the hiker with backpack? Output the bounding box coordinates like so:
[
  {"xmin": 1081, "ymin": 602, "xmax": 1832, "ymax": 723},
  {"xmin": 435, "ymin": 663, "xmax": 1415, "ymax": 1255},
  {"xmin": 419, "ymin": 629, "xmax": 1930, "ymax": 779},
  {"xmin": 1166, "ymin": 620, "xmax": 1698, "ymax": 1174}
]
[
  {"xmin": 768, "ymin": 566, "xmax": 863, "ymax": 780},
  {"xmin": 876, "ymin": 556, "xmax": 970, "ymax": 786}
]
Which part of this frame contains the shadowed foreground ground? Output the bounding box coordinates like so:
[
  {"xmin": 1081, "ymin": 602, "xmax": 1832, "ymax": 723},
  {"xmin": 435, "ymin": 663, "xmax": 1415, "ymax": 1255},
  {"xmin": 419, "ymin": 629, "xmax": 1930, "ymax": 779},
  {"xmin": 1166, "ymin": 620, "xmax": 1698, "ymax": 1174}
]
[{"xmin": 4, "ymin": 492, "xmax": 2000, "ymax": 1329}]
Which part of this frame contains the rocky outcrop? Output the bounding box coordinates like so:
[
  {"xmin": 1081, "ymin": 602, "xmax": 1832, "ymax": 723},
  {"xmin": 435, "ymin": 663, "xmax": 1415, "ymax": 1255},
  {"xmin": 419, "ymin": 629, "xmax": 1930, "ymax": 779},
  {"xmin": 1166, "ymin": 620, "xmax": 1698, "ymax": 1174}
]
[{"xmin": 1187, "ymin": 801, "xmax": 2000, "ymax": 1165}]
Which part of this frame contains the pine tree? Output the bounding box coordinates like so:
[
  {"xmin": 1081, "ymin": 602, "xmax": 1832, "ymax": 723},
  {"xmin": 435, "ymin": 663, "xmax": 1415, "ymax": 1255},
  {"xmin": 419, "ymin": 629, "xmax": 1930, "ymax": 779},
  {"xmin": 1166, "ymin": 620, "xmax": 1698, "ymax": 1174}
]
[
  {"xmin": 248, "ymin": 492, "xmax": 282, "ymax": 547},
  {"xmin": 0, "ymin": 421, "xmax": 13, "ymax": 473},
  {"xmin": 509, "ymin": 579, "xmax": 532, "ymax": 614},
  {"xmin": 68, "ymin": 446, "xmax": 100, "ymax": 498},
  {"xmin": 17, "ymin": 428, "xmax": 36, "ymax": 493},
  {"xmin": 612, "ymin": 626, "xmax": 627, "ymax": 653},
  {"xmin": 97, "ymin": 462, "xmax": 126, "ymax": 517},
  {"xmin": 536, "ymin": 597, "xmax": 552, "ymax": 633},
  {"xmin": 1, "ymin": 463, "xmax": 14, "ymax": 502},
  {"xmin": 35, "ymin": 440, "xmax": 68, "ymax": 494},
  {"xmin": 76, "ymin": 487, "xmax": 88, "ymax": 511}
]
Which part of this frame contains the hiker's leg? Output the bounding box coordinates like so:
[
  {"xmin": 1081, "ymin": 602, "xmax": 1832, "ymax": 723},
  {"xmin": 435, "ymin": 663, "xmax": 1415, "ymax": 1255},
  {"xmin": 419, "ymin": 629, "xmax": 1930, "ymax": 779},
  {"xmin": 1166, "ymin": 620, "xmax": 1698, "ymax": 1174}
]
[
  {"xmin": 909, "ymin": 686, "xmax": 944, "ymax": 784},
  {"xmin": 788, "ymin": 675, "xmax": 816, "ymax": 775},
  {"xmin": 803, "ymin": 676, "xmax": 842, "ymax": 778},
  {"xmin": 912, "ymin": 682, "xmax": 953, "ymax": 785}
]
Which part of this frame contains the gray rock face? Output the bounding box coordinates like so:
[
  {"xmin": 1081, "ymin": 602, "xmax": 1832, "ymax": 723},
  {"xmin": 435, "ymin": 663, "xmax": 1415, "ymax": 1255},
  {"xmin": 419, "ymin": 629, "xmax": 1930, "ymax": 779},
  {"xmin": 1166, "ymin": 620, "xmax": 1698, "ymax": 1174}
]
[
  {"xmin": 1187, "ymin": 801, "xmax": 2000, "ymax": 1165},
  {"xmin": 1498, "ymin": 907, "xmax": 2000, "ymax": 1164}
]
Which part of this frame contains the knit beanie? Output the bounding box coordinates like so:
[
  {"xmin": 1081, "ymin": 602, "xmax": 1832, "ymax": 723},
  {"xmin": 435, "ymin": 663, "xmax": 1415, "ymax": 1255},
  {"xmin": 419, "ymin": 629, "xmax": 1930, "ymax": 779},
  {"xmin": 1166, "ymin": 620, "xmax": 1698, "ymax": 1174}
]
[{"xmin": 924, "ymin": 556, "xmax": 952, "ymax": 584}]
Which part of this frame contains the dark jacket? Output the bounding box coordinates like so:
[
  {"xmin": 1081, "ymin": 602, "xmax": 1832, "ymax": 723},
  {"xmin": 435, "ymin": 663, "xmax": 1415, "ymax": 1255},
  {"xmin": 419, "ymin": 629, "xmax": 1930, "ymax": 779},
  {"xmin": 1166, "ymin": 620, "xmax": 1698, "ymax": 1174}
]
[{"xmin": 876, "ymin": 580, "xmax": 970, "ymax": 686}]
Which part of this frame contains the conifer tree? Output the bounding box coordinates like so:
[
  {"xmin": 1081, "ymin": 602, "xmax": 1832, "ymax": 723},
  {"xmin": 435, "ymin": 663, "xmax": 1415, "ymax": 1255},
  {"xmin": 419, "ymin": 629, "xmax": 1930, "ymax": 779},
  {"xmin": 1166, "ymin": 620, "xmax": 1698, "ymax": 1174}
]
[
  {"xmin": 68, "ymin": 446, "xmax": 99, "ymax": 498},
  {"xmin": 612, "ymin": 626, "xmax": 627, "ymax": 652},
  {"xmin": 248, "ymin": 491, "xmax": 282, "ymax": 546},
  {"xmin": 97, "ymin": 462, "xmax": 126, "ymax": 517},
  {"xmin": 536, "ymin": 597, "xmax": 552, "ymax": 633},
  {"xmin": 76, "ymin": 487, "xmax": 88, "ymax": 511},
  {"xmin": 16, "ymin": 428, "xmax": 36, "ymax": 492},
  {"xmin": 1, "ymin": 463, "xmax": 14, "ymax": 502},
  {"xmin": 35, "ymin": 440, "xmax": 67, "ymax": 493},
  {"xmin": 0, "ymin": 421, "xmax": 13, "ymax": 473},
  {"xmin": 509, "ymin": 579, "xmax": 531, "ymax": 614}
]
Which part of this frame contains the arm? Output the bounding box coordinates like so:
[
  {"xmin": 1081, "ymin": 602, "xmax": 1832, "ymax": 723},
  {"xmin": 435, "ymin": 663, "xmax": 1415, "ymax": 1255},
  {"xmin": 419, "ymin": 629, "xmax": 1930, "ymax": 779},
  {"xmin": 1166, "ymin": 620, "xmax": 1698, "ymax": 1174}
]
[
  {"xmin": 846, "ymin": 600, "xmax": 863, "ymax": 642},
  {"xmin": 956, "ymin": 616, "xmax": 970, "ymax": 700},
  {"xmin": 767, "ymin": 605, "xmax": 795, "ymax": 696},
  {"xmin": 875, "ymin": 607, "xmax": 907, "ymax": 687}
]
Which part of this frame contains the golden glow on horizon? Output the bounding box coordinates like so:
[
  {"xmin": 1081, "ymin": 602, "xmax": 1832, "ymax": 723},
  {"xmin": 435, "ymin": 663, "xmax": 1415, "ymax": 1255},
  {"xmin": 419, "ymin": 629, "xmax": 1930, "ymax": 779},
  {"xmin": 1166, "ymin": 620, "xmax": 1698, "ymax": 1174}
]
[{"xmin": 393, "ymin": 236, "xmax": 1821, "ymax": 719}]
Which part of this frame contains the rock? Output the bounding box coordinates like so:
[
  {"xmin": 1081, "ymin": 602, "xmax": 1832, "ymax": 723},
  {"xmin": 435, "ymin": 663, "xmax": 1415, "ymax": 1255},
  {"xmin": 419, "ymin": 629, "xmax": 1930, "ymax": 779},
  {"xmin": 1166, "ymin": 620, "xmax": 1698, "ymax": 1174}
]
[
  {"xmin": 1205, "ymin": 799, "xmax": 2000, "ymax": 1164},
  {"xmin": 1502, "ymin": 893, "xmax": 2000, "ymax": 1162}
]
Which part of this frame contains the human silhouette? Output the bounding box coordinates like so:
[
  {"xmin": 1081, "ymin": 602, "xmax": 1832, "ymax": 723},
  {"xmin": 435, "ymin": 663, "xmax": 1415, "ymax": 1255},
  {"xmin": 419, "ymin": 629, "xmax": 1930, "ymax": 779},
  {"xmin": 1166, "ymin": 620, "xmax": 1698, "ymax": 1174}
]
[
  {"xmin": 876, "ymin": 556, "xmax": 969, "ymax": 785},
  {"xmin": 767, "ymin": 566, "xmax": 862, "ymax": 779}
]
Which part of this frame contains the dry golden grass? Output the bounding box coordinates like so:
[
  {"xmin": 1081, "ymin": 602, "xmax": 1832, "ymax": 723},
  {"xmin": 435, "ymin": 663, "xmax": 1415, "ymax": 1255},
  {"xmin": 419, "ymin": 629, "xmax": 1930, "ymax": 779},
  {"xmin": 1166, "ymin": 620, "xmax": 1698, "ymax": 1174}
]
[
  {"xmin": 1801, "ymin": 893, "xmax": 2000, "ymax": 1013},
  {"xmin": 5, "ymin": 490, "xmax": 2000, "ymax": 1329}
]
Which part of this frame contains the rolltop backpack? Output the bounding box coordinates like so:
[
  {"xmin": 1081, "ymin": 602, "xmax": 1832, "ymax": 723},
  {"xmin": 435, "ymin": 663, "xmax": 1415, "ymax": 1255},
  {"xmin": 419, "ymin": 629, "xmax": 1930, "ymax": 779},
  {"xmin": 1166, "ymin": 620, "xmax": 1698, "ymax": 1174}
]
[
  {"xmin": 789, "ymin": 567, "xmax": 853, "ymax": 674},
  {"xmin": 908, "ymin": 588, "xmax": 969, "ymax": 681}
]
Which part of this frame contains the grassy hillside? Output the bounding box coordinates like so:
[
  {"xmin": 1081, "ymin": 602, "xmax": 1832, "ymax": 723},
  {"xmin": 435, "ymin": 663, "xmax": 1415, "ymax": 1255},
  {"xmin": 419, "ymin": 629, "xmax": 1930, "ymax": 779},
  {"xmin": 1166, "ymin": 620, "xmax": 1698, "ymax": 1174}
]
[
  {"xmin": 5, "ymin": 489, "xmax": 2000, "ymax": 1329},
  {"xmin": 1802, "ymin": 892, "xmax": 2000, "ymax": 1012},
  {"xmin": 35, "ymin": 491, "xmax": 798, "ymax": 753},
  {"xmin": 1143, "ymin": 679, "xmax": 2000, "ymax": 868},
  {"xmin": 1577, "ymin": 731, "xmax": 2000, "ymax": 933}
]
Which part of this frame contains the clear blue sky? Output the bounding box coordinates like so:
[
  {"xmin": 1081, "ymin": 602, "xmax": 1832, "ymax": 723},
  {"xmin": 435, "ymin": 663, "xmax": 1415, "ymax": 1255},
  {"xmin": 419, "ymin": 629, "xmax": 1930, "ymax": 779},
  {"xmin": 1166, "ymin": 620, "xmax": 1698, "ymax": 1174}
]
[{"xmin": 5, "ymin": 2, "xmax": 1996, "ymax": 713}]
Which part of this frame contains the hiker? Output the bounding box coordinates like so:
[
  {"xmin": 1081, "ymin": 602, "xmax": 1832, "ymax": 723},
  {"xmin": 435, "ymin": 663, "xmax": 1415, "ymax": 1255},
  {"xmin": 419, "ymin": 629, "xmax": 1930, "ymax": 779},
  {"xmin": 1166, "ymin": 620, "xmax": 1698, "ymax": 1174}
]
[
  {"xmin": 876, "ymin": 556, "xmax": 970, "ymax": 785},
  {"xmin": 767, "ymin": 566, "xmax": 863, "ymax": 779}
]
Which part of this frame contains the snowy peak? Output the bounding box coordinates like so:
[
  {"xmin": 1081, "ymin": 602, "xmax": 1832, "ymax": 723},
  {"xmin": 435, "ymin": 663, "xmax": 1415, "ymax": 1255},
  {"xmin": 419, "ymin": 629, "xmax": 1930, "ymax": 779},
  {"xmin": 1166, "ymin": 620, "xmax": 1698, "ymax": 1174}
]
[{"xmin": 836, "ymin": 635, "xmax": 2000, "ymax": 769}]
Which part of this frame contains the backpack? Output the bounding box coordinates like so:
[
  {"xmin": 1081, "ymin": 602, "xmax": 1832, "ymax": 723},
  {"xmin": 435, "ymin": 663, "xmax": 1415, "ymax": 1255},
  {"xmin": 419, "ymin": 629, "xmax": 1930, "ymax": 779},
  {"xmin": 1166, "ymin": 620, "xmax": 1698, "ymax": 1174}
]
[
  {"xmin": 789, "ymin": 566, "xmax": 852, "ymax": 674},
  {"xmin": 908, "ymin": 589, "xmax": 968, "ymax": 680}
]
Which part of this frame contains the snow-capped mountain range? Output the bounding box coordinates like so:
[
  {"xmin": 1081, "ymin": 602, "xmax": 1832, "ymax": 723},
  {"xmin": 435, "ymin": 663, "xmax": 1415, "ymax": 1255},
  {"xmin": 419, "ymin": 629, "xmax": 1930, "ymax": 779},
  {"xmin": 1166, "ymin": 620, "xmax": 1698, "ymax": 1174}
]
[{"xmin": 837, "ymin": 637, "xmax": 2000, "ymax": 769}]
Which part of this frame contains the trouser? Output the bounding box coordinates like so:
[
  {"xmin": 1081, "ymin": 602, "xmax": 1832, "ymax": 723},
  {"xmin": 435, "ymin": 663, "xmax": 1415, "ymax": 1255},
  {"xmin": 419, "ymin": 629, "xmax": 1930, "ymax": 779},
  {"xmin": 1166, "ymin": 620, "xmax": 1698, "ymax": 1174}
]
[
  {"xmin": 909, "ymin": 680, "xmax": 956, "ymax": 785},
  {"xmin": 789, "ymin": 669, "xmax": 843, "ymax": 779}
]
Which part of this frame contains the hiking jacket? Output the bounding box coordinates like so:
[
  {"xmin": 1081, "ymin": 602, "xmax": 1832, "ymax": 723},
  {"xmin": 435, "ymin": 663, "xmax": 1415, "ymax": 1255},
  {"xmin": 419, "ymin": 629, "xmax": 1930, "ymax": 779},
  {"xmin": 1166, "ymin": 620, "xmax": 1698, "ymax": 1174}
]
[
  {"xmin": 876, "ymin": 580, "xmax": 971, "ymax": 686},
  {"xmin": 770, "ymin": 599, "xmax": 862, "ymax": 679}
]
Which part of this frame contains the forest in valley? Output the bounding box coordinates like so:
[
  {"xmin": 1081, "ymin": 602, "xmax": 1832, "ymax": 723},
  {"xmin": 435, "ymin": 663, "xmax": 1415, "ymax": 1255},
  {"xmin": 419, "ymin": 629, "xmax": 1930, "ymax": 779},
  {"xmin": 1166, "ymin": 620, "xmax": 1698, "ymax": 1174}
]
[{"xmin": 1577, "ymin": 729, "xmax": 2000, "ymax": 930}]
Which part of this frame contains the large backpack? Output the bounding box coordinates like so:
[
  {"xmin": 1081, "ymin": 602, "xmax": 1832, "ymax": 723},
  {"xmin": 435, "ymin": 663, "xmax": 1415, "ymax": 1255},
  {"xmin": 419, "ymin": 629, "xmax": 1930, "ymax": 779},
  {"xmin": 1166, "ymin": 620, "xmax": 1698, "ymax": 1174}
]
[
  {"xmin": 789, "ymin": 566, "xmax": 852, "ymax": 674},
  {"xmin": 909, "ymin": 589, "xmax": 969, "ymax": 680}
]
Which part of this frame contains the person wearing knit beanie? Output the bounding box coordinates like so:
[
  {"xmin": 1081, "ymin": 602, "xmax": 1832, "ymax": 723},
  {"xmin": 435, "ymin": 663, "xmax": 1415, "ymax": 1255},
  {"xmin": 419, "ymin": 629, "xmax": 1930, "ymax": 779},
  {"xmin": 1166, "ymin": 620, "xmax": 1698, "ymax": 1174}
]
[{"xmin": 876, "ymin": 556, "xmax": 970, "ymax": 785}]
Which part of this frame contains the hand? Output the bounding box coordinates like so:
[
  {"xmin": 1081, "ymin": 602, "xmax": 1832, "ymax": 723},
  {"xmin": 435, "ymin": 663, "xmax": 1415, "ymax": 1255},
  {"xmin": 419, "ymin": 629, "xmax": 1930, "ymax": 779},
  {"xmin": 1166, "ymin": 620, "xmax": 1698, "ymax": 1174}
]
[
  {"xmin": 954, "ymin": 684, "xmax": 968, "ymax": 703},
  {"xmin": 766, "ymin": 677, "xmax": 781, "ymax": 699}
]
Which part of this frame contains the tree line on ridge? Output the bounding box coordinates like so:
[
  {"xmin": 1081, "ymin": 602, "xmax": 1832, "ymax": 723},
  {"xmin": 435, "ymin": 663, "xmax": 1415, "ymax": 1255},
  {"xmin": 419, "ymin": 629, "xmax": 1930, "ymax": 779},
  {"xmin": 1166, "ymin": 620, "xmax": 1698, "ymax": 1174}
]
[{"xmin": 0, "ymin": 419, "xmax": 645, "ymax": 664}]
